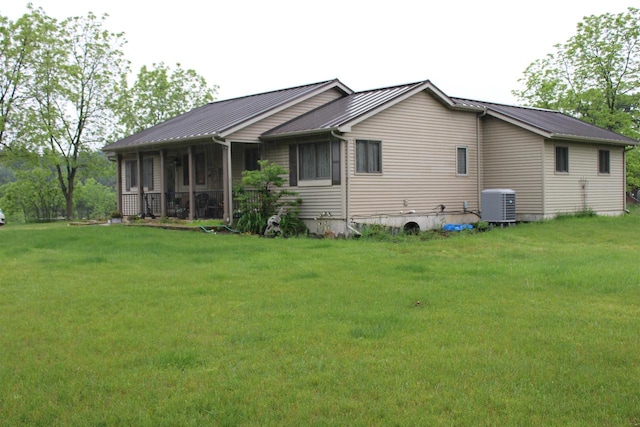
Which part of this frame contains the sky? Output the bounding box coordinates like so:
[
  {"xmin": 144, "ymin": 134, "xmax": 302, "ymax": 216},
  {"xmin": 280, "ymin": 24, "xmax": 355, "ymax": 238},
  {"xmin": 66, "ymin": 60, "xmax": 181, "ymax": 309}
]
[{"xmin": 2, "ymin": 0, "xmax": 638, "ymax": 104}]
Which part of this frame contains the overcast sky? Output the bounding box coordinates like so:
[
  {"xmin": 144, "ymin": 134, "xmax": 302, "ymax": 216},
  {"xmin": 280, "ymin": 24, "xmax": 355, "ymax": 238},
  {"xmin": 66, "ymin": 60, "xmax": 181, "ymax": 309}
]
[{"xmin": 2, "ymin": 0, "xmax": 637, "ymax": 104}]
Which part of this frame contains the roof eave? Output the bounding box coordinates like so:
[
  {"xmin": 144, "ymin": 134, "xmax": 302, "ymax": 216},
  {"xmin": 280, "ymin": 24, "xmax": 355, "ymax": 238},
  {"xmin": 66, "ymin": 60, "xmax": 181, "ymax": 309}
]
[
  {"xmin": 261, "ymin": 126, "xmax": 345, "ymax": 140},
  {"xmin": 102, "ymin": 133, "xmax": 216, "ymax": 153},
  {"xmin": 548, "ymin": 133, "xmax": 638, "ymax": 146}
]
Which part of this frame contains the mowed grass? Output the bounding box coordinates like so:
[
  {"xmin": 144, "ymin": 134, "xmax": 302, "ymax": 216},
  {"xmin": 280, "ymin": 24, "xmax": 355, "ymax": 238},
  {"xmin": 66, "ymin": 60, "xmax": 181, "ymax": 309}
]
[{"xmin": 0, "ymin": 216, "xmax": 639, "ymax": 426}]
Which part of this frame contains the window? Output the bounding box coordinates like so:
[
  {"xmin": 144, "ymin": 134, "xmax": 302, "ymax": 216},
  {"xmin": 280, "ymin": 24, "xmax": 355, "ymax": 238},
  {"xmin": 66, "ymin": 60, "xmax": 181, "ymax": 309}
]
[
  {"xmin": 556, "ymin": 146, "xmax": 569, "ymax": 173},
  {"xmin": 598, "ymin": 149, "xmax": 610, "ymax": 174},
  {"xmin": 356, "ymin": 140, "xmax": 381, "ymax": 173},
  {"xmin": 125, "ymin": 160, "xmax": 137, "ymax": 191},
  {"xmin": 456, "ymin": 146, "xmax": 468, "ymax": 175},
  {"xmin": 143, "ymin": 158, "xmax": 153, "ymax": 190},
  {"xmin": 299, "ymin": 142, "xmax": 330, "ymax": 180}
]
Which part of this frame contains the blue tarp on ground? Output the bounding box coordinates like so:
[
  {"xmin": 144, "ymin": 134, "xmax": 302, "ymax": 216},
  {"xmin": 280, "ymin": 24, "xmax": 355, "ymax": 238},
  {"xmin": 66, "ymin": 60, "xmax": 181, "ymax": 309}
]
[{"xmin": 442, "ymin": 223, "xmax": 474, "ymax": 231}]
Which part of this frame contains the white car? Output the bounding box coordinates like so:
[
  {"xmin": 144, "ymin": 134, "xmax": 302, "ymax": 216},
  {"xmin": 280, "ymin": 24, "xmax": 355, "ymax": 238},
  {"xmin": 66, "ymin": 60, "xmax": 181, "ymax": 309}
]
[{"xmin": 0, "ymin": 209, "xmax": 5, "ymax": 226}]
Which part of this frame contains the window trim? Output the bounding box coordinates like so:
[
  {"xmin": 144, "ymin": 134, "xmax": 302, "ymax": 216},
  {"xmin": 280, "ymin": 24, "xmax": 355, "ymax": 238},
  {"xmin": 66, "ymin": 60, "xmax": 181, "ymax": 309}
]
[
  {"xmin": 555, "ymin": 145, "xmax": 569, "ymax": 173},
  {"xmin": 355, "ymin": 139, "xmax": 382, "ymax": 174},
  {"xmin": 598, "ymin": 149, "xmax": 610, "ymax": 174},
  {"xmin": 456, "ymin": 146, "xmax": 468, "ymax": 176}
]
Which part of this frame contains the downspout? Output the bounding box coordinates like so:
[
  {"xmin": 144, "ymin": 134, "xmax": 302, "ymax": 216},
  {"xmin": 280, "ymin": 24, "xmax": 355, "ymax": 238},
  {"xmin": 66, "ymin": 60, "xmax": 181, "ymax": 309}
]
[
  {"xmin": 476, "ymin": 109, "xmax": 487, "ymax": 214},
  {"xmin": 331, "ymin": 130, "xmax": 352, "ymax": 235},
  {"xmin": 212, "ymin": 134, "xmax": 232, "ymax": 224}
]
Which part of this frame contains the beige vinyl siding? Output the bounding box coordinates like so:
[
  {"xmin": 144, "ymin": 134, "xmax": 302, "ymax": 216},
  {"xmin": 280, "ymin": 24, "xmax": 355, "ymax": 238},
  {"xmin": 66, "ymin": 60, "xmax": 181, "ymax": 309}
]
[
  {"xmin": 229, "ymin": 89, "xmax": 345, "ymax": 141},
  {"xmin": 265, "ymin": 140, "xmax": 344, "ymax": 218},
  {"xmin": 482, "ymin": 117, "xmax": 544, "ymax": 215},
  {"xmin": 544, "ymin": 141, "xmax": 625, "ymax": 215},
  {"xmin": 347, "ymin": 90, "xmax": 479, "ymax": 216}
]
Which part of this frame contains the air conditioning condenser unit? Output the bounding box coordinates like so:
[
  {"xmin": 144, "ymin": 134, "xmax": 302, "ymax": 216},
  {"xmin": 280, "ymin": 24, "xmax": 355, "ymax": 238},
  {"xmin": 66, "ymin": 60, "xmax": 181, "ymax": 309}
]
[{"xmin": 481, "ymin": 189, "xmax": 516, "ymax": 223}]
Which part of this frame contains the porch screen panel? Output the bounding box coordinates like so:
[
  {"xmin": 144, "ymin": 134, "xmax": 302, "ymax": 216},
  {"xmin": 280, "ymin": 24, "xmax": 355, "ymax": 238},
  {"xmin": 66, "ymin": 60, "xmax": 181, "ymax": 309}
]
[
  {"xmin": 289, "ymin": 145, "xmax": 297, "ymax": 186},
  {"xmin": 143, "ymin": 158, "xmax": 153, "ymax": 190}
]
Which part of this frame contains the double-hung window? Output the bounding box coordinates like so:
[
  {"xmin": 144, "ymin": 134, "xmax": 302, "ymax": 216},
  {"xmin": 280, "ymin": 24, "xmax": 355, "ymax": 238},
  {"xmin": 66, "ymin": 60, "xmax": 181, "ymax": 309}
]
[
  {"xmin": 556, "ymin": 146, "xmax": 569, "ymax": 173},
  {"xmin": 125, "ymin": 160, "xmax": 137, "ymax": 191},
  {"xmin": 299, "ymin": 142, "xmax": 331, "ymax": 180},
  {"xmin": 456, "ymin": 146, "xmax": 468, "ymax": 176},
  {"xmin": 598, "ymin": 149, "xmax": 610, "ymax": 174},
  {"xmin": 356, "ymin": 140, "xmax": 381, "ymax": 173}
]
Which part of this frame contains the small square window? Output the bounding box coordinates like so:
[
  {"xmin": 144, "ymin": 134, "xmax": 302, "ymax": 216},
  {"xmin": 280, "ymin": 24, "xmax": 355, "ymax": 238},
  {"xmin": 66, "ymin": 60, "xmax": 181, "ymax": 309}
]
[
  {"xmin": 356, "ymin": 140, "xmax": 381, "ymax": 173},
  {"xmin": 598, "ymin": 149, "xmax": 610, "ymax": 174},
  {"xmin": 556, "ymin": 146, "xmax": 569, "ymax": 173}
]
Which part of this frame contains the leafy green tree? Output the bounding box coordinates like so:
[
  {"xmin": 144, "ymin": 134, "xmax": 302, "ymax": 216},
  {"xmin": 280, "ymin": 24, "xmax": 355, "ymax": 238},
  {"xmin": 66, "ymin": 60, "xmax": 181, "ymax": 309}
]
[
  {"xmin": 74, "ymin": 177, "xmax": 116, "ymax": 219},
  {"xmin": 513, "ymin": 7, "xmax": 640, "ymax": 140},
  {"xmin": 112, "ymin": 62, "xmax": 217, "ymax": 139},
  {"xmin": 0, "ymin": 167, "xmax": 63, "ymax": 222},
  {"xmin": 0, "ymin": 6, "xmax": 54, "ymax": 147},
  {"xmin": 17, "ymin": 11, "xmax": 128, "ymax": 220}
]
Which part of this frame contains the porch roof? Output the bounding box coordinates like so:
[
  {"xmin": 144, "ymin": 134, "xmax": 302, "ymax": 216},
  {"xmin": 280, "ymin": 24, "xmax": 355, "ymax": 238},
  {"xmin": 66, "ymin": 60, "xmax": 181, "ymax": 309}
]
[{"xmin": 103, "ymin": 79, "xmax": 352, "ymax": 151}]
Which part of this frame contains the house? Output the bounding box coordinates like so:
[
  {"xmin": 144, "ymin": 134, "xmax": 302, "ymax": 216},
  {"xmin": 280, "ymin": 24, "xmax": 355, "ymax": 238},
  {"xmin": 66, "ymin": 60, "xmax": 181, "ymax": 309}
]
[{"xmin": 102, "ymin": 78, "xmax": 638, "ymax": 234}]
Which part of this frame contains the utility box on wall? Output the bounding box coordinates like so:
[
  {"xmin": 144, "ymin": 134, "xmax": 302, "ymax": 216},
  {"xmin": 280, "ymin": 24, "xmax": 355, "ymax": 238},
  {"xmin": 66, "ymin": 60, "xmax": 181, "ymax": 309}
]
[{"xmin": 481, "ymin": 189, "xmax": 516, "ymax": 223}]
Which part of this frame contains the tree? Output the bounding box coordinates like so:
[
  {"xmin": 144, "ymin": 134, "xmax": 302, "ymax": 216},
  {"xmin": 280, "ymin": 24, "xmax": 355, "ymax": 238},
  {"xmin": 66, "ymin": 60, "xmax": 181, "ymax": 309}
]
[
  {"xmin": 0, "ymin": 167, "xmax": 63, "ymax": 222},
  {"xmin": 513, "ymin": 7, "xmax": 640, "ymax": 140},
  {"xmin": 17, "ymin": 11, "xmax": 128, "ymax": 220},
  {"xmin": 0, "ymin": 6, "xmax": 54, "ymax": 147},
  {"xmin": 112, "ymin": 62, "xmax": 217, "ymax": 139},
  {"xmin": 74, "ymin": 177, "xmax": 116, "ymax": 220}
]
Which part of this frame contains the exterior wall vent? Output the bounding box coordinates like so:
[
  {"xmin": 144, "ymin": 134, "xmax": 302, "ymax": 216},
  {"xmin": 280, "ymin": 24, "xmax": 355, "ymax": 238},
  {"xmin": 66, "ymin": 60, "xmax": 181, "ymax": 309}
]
[{"xmin": 481, "ymin": 189, "xmax": 516, "ymax": 223}]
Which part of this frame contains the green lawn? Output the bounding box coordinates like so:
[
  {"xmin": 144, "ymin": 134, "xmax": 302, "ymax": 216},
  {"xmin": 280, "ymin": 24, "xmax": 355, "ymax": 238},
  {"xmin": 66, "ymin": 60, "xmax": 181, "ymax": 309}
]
[{"xmin": 0, "ymin": 216, "xmax": 639, "ymax": 426}]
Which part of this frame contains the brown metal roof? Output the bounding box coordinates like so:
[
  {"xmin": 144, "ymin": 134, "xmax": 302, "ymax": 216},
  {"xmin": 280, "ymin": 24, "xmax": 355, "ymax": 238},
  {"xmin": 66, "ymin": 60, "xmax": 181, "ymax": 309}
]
[
  {"xmin": 452, "ymin": 98, "xmax": 637, "ymax": 145},
  {"xmin": 103, "ymin": 79, "xmax": 350, "ymax": 151}
]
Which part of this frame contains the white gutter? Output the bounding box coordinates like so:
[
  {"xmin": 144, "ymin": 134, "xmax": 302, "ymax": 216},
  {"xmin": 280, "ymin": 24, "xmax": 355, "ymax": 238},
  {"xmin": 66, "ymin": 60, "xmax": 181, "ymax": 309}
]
[{"xmin": 331, "ymin": 130, "xmax": 351, "ymax": 235}]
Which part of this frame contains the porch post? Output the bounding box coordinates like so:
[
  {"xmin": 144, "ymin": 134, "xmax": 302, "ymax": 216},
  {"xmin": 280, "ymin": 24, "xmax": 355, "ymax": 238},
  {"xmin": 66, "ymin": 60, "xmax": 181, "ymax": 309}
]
[
  {"xmin": 188, "ymin": 145, "xmax": 196, "ymax": 220},
  {"xmin": 137, "ymin": 151, "xmax": 144, "ymax": 216},
  {"xmin": 116, "ymin": 154, "xmax": 123, "ymax": 214},
  {"xmin": 160, "ymin": 149, "xmax": 167, "ymax": 217}
]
